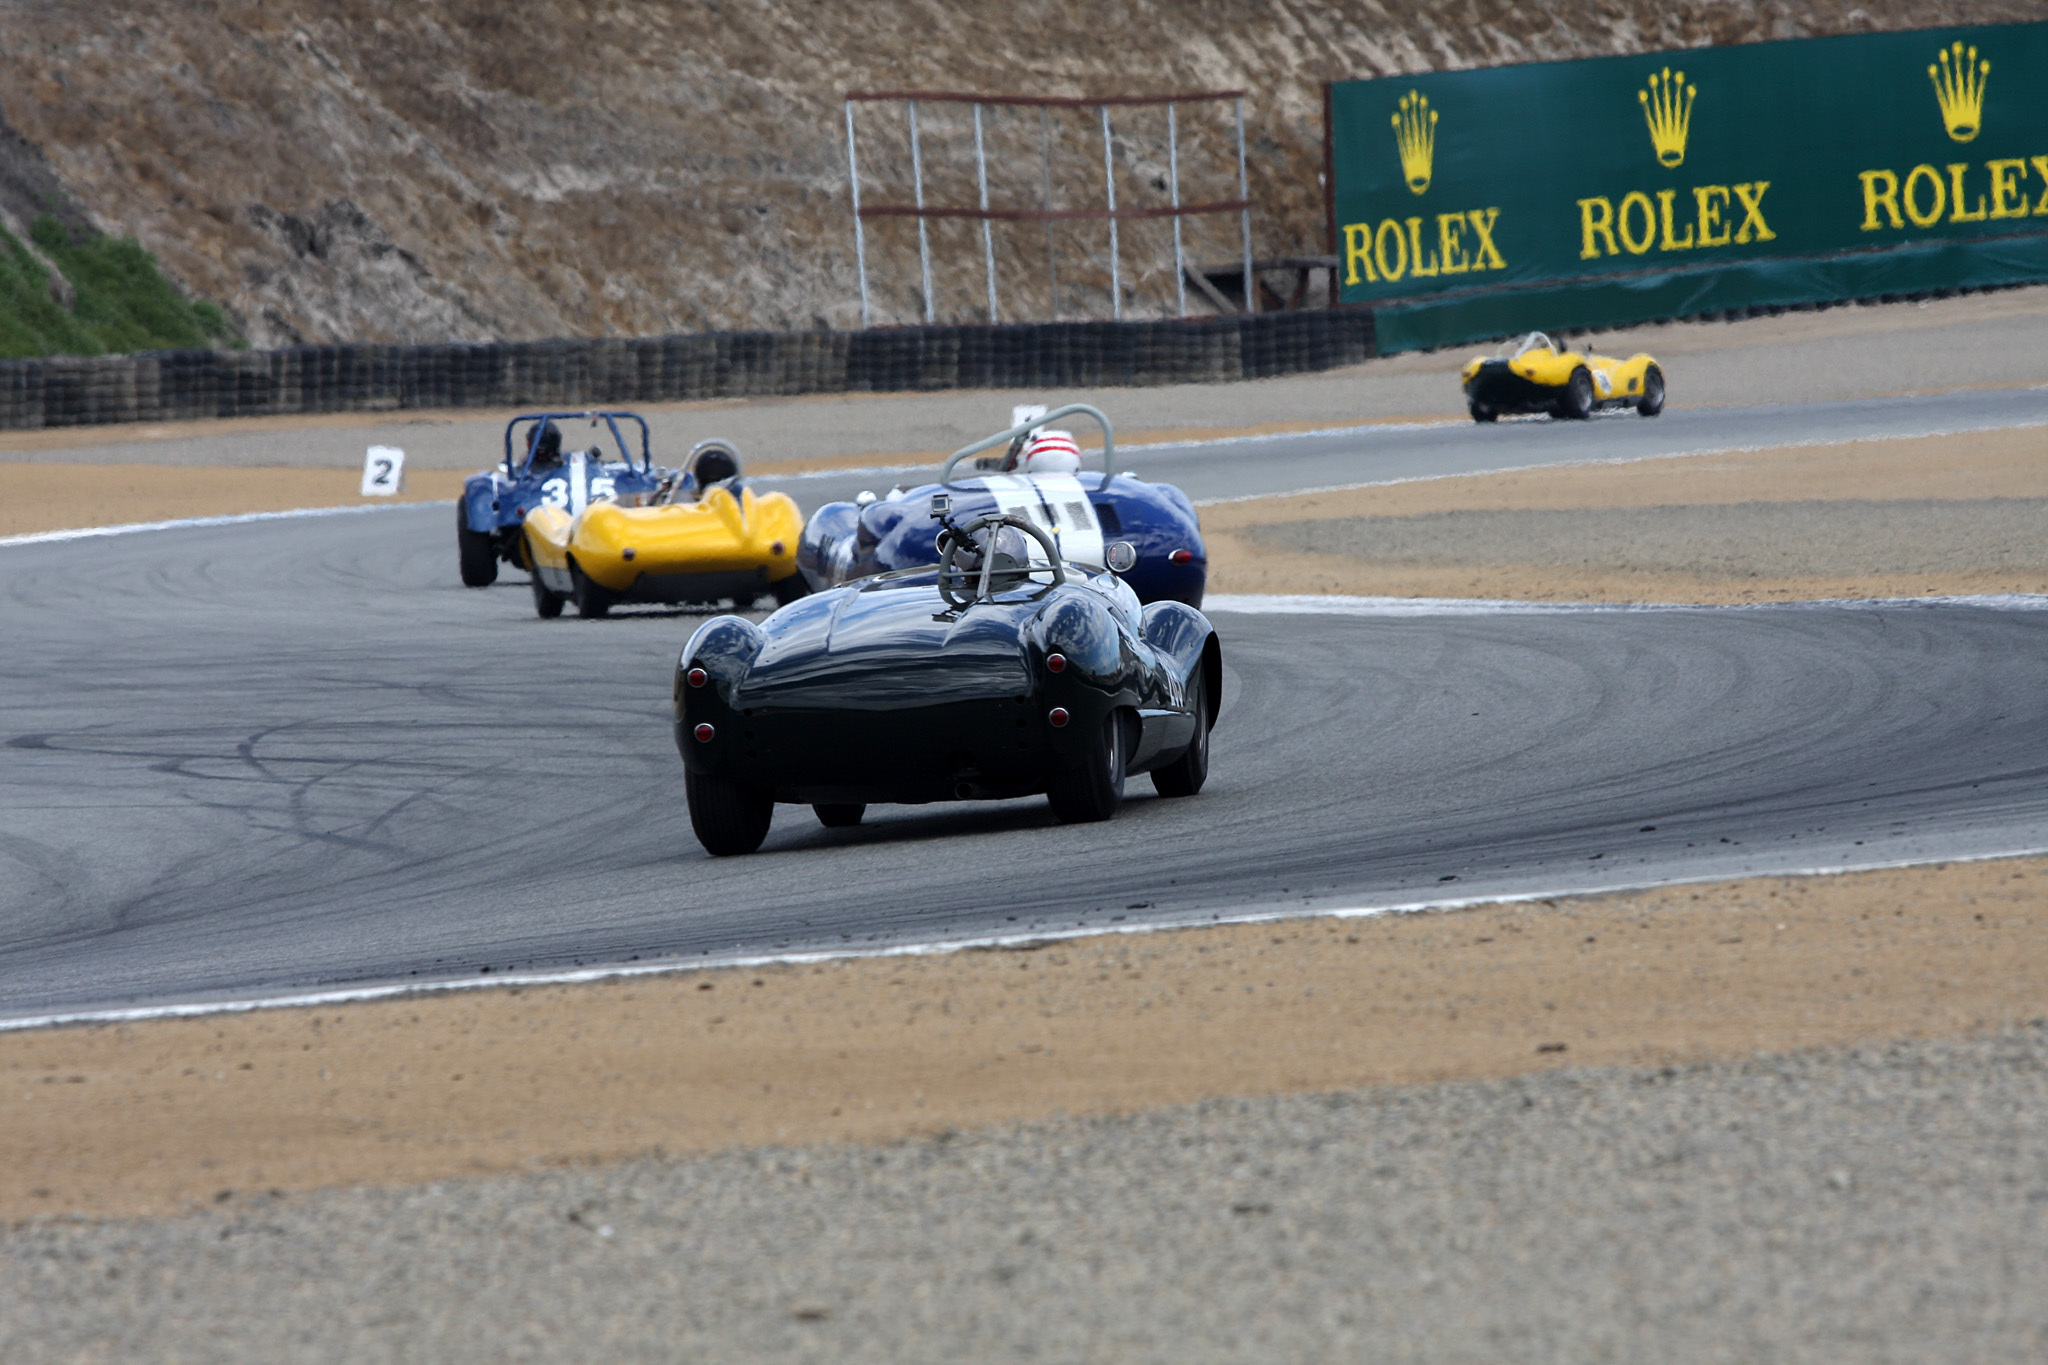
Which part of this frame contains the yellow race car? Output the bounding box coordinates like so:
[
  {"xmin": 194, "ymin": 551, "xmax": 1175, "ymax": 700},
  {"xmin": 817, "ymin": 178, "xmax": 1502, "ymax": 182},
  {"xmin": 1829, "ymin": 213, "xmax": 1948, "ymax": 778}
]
[
  {"xmin": 523, "ymin": 440, "xmax": 807, "ymax": 618},
  {"xmin": 1460, "ymin": 332, "xmax": 1664, "ymax": 422}
]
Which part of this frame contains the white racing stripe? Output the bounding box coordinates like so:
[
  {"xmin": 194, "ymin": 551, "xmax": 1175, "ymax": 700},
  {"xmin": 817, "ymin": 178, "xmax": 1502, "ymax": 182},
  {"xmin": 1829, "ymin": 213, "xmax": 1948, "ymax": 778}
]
[
  {"xmin": 977, "ymin": 472, "xmax": 1105, "ymax": 569},
  {"xmin": 6, "ymin": 843, "xmax": 2048, "ymax": 1033}
]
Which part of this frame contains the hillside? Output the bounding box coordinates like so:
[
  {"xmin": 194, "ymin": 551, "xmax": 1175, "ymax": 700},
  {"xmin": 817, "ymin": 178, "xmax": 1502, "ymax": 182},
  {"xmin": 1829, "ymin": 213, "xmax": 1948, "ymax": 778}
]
[{"xmin": 0, "ymin": 1, "xmax": 2029, "ymax": 349}]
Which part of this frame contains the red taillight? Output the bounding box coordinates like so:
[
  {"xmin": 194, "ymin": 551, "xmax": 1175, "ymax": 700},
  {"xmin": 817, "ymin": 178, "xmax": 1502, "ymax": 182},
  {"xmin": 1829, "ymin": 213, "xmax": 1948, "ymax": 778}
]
[
  {"xmin": 770, "ymin": 540, "xmax": 786, "ymax": 556},
  {"xmin": 686, "ymin": 667, "xmax": 708, "ymax": 688},
  {"xmin": 693, "ymin": 723, "xmax": 716, "ymax": 743},
  {"xmin": 1048, "ymin": 707, "xmax": 1070, "ymax": 728},
  {"xmin": 1169, "ymin": 548, "xmax": 1194, "ymax": 565},
  {"xmin": 622, "ymin": 547, "xmax": 636, "ymax": 561},
  {"xmin": 1046, "ymin": 653, "xmax": 1066, "ymax": 673}
]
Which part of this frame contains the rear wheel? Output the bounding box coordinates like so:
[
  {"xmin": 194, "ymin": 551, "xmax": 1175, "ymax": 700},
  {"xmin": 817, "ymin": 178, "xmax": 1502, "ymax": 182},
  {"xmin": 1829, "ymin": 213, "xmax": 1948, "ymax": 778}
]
[
  {"xmin": 1468, "ymin": 400, "xmax": 1497, "ymax": 423},
  {"xmin": 1637, "ymin": 364, "xmax": 1665, "ymax": 417},
  {"xmin": 570, "ymin": 561, "xmax": 611, "ymax": 618},
  {"xmin": 813, "ymin": 802, "xmax": 865, "ymax": 828},
  {"xmin": 457, "ymin": 502, "xmax": 497, "ymax": 587},
  {"xmin": 1151, "ymin": 670, "xmax": 1211, "ymax": 798},
  {"xmin": 686, "ymin": 769, "xmax": 774, "ymax": 855},
  {"xmin": 529, "ymin": 569, "xmax": 564, "ymax": 619},
  {"xmin": 1556, "ymin": 367, "xmax": 1595, "ymax": 420},
  {"xmin": 1046, "ymin": 710, "xmax": 1127, "ymax": 823},
  {"xmin": 772, "ymin": 572, "xmax": 811, "ymax": 606}
]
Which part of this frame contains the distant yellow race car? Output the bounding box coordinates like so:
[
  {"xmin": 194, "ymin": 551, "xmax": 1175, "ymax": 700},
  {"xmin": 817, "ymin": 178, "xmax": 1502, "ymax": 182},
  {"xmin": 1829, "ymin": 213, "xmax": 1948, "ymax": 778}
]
[
  {"xmin": 523, "ymin": 440, "xmax": 807, "ymax": 618},
  {"xmin": 1460, "ymin": 332, "xmax": 1664, "ymax": 422}
]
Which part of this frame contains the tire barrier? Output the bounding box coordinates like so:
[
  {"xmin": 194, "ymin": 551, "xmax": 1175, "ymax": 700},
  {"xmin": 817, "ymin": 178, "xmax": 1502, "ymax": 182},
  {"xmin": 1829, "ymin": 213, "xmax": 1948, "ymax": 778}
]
[{"xmin": 0, "ymin": 311, "xmax": 1374, "ymax": 431}]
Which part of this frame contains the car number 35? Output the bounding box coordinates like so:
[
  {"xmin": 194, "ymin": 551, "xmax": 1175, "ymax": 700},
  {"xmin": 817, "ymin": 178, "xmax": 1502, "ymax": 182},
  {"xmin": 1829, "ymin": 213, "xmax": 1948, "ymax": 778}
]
[{"xmin": 540, "ymin": 475, "xmax": 617, "ymax": 508}]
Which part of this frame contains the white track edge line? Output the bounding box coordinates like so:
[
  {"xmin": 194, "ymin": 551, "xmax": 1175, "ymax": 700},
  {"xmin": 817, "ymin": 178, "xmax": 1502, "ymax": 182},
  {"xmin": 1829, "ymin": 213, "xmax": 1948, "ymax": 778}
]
[
  {"xmin": 8, "ymin": 843, "xmax": 2047, "ymax": 1033},
  {"xmin": 1202, "ymin": 591, "xmax": 2048, "ymax": 616}
]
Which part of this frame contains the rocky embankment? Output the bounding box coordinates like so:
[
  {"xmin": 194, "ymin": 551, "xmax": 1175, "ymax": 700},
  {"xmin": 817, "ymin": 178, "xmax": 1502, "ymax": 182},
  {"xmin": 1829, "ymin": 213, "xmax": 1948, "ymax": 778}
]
[{"xmin": 0, "ymin": 1, "xmax": 2029, "ymax": 347}]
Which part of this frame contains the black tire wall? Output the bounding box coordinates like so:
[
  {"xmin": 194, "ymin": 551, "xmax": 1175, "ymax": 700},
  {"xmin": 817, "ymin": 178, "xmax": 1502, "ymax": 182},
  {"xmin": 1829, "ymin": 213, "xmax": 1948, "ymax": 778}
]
[{"xmin": 0, "ymin": 311, "xmax": 1375, "ymax": 431}]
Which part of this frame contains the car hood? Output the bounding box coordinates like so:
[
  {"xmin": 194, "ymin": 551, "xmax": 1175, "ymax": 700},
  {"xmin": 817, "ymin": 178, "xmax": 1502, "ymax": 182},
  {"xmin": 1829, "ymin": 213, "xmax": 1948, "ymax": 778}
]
[{"xmin": 736, "ymin": 575, "xmax": 1035, "ymax": 710}]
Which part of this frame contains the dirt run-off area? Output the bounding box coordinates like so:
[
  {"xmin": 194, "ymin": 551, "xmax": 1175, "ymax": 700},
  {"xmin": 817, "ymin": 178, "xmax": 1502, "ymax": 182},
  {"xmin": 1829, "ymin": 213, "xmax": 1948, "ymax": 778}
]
[{"xmin": 5, "ymin": 856, "xmax": 2046, "ymax": 1223}]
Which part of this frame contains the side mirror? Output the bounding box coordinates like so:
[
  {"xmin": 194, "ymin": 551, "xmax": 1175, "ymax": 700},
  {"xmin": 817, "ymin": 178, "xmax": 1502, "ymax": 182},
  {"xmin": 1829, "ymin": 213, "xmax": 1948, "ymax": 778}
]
[{"xmin": 1106, "ymin": 541, "xmax": 1138, "ymax": 574}]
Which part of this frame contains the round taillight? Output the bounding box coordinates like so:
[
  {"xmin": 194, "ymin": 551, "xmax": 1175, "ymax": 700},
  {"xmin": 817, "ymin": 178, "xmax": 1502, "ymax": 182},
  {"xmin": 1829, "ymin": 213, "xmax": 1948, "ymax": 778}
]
[
  {"xmin": 1048, "ymin": 707, "xmax": 1070, "ymax": 728},
  {"xmin": 693, "ymin": 723, "xmax": 716, "ymax": 743},
  {"xmin": 686, "ymin": 667, "xmax": 708, "ymax": 688},
  {"xmin": 622, "ymin": 547, "xmax": 637, "ymax": 561},
  {"xmin": 770, "ymin": 540, "xmax": 786, "ymax": 556},
  {"xmin": 1046, "ymin": 653, "xmax": 1066, "ymax": 673},
  {"xmin": 1169, "ymin": 548, "xmax": 1194, "ymax": 565}
]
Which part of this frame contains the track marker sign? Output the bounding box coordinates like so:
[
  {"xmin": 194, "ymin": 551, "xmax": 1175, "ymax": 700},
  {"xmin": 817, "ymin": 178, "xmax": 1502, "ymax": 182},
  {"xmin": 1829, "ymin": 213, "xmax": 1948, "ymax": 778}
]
[{"xmin": 361, "ymin": 446, "xmax": 406, "ymax": 496}]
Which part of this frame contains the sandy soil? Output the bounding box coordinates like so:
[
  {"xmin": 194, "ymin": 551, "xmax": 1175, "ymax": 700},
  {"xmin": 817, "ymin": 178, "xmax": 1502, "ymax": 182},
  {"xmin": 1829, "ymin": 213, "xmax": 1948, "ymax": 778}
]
[
  {"xmin": 1204, "ymin": 425, "xmax": 2048, "ymax": 603},
  {"xmin": 7, "ymin": 855, "xmax": 2044, "ymax": 1223}
]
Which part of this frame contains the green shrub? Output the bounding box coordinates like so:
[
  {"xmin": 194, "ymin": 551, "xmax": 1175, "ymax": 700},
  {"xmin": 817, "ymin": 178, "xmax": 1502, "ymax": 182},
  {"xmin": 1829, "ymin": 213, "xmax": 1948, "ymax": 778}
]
[{"xmin": 0, "ymin": 216, "xmax": 239, "ymax": 358}]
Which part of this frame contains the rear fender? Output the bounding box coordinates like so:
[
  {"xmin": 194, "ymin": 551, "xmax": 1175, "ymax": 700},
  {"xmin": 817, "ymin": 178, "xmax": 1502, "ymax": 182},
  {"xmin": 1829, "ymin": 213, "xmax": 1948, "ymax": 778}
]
[
  {"xmin": 675, "ymin": 615, "xmax": 766, "ymax": 762},
  {"xmin": 1140, "ymin": 601, "xmax": 1214, "ymax": 697}
]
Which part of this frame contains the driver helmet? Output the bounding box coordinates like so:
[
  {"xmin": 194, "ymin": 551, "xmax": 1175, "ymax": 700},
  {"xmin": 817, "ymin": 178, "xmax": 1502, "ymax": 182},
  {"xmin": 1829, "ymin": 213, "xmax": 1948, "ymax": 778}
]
[
  {"xmin": 1019, "ymin": 429, "xmax": 1082, "ymax": 476},
  {"xmin": 684, "ymin": 441, "xmax": 742, "ymax": 492},
  {"xmin": 949, "ymin": 521, "xmax": 1035, "ymax": 593},
  {"xmin": 530, "ymin": 422, "xmax": 562, "ymax": 467}
]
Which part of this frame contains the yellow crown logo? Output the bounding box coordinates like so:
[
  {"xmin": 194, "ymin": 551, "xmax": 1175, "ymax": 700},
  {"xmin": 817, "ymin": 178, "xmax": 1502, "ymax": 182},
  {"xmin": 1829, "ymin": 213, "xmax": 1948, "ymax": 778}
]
[
  {"xmin": 1390, "ymin": 91, "xmax": 1436, "ymax": 195},
  {"xmin": 1637, "ymin": 67, "xmax": 1695, "ymax": 168},
  {"xmin": 1929, "ymin": 41, "xmax": 1990, "ymax": 142}
]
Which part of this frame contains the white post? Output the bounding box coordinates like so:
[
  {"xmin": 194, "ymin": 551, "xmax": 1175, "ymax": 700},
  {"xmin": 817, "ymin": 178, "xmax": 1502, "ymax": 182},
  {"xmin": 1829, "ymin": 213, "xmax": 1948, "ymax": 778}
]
[
  {"xmin": 1101, "ymin": 105, "xmax": 1121, "ymax": 322},
  {"xmin": 974, "ymin": 103, "xmax": 997, "ymax": 324},
  {"xmin": 1235, "ymin": 97, "xmax": 1254, "ymax": 314},
  {"xmin": 1039, "ymin": 108, "xmax": 1059, "ymax": 321},
  {"xmin": 1168, "ymin": 102, "xmax": 1186, "ymax": 318},
  {"xmin": 909, "ymin": 100, "xmax": 935, "ymax": 324},
  {"xmin": 846, "ymin": 101, "xmax": 870, "ymax": 328}
]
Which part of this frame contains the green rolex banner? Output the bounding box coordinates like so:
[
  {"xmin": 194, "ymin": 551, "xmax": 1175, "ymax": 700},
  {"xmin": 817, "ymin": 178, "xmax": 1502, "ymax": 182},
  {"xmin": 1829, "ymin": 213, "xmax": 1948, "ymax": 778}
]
[{"xmin": 1329, "ymin": 22, "xmax": 2048, "ymax": 353}]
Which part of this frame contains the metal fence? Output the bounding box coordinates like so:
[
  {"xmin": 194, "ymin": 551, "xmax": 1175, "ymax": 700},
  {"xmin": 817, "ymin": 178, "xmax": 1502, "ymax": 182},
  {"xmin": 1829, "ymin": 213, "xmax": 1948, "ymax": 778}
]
[{"xmin": 845, "ymin": 90, "xmax": 1257, "ymax": 327}]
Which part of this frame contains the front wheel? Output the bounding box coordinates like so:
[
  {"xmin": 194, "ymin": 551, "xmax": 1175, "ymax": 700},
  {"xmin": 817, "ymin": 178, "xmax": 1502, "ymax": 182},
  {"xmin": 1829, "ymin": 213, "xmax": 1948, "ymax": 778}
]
[
  {"xmin": 1637, "ymin": 364, "xmax": 1666, "ymax": 417},
  {"xmin": 1151, "ymin": 669, "xmax": 1211, "ymax": 798},
  {"xmin": 813, "ymin": 802, "xmax": 865, "ymax": 828},
  {"xmin": 686, "ymin": 769, "xmax": 774, "ymax": 855},
  {"xmin": 1046, "ymin": 711, "xmax": 1127, "ymax": 824},
  {"xmin": 1556, "ymin": 367, "xmax": 1594, "ymax": 420},
  {"xmin": 457, "ymin": 502, "xmax": 497, "ymax": 587}
]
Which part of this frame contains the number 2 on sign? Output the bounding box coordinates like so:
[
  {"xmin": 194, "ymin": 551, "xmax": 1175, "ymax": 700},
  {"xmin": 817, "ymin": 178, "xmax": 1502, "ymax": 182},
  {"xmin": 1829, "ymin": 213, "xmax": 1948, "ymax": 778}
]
[{"xmin": 360, "ymin": 445, "xmax": 406, "ymax": 497}]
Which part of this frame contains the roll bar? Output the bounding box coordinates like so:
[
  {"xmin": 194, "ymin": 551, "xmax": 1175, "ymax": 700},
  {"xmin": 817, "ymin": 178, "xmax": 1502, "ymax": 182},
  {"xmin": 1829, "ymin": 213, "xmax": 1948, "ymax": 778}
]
[
  {"xmin": 936, "ymin": 512, "xmax": 1067, "ymax": 609},
  {"xmin": 504, "ymin": 411, "xmax": 654, "ymax": 476},
  {"xmin": 938, "ymin": 403, "xmax": 1116, "ymax": 486}
]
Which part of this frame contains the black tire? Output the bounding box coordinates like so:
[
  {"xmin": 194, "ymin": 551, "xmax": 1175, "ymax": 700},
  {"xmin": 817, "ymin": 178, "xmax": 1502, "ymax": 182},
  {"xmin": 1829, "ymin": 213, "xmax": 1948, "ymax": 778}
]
[
  {"xmin": 1045, "ymin": 710, "xmax": 1127, "ymax": 824},
  {"xmin": 772, "ymin": 573, "xmax": 811, "ymax": 606},
  {"xmin": 813, "ymin": 802, "xmax": 865, "ymax": 828},
  {"xmin": 1556, "ymin": 367, "xmax": 1595, "ymax": 420},
  {"xmin": 1637, "ymin": 364, "xmax": 1665, "ymax": 417},
  {"xmin": 1151, "ymin": 668, "xmax": 1211, "ymax": 798},
  {"xmin": 1468, "ymin": 400, "xmax": 1497, "ymax": 423},
  {"xmin": 570, "ymin": 561, "xmax": 611, "ymax": 618},
  {"xmin": 457, "ymin": 502, "xmax": 497, "ymax": 587},
  {"xmin": 530, "ymin": 569, "xmax": 564, "ymax": 619},
  {"xmin": 686, "ymin": 768, "xmax": 774, "ymax": 856}
]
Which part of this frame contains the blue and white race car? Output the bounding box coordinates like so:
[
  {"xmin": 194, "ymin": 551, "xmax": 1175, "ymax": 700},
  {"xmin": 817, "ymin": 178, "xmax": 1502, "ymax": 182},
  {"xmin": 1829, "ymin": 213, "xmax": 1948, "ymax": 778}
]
[
  {"xmin": 456, "ymin": 411, "xmax": 668, "ymax": 588},
  {"xmin": 795, "ymin": 404, "xmax": 1207, "ymax": 607}
]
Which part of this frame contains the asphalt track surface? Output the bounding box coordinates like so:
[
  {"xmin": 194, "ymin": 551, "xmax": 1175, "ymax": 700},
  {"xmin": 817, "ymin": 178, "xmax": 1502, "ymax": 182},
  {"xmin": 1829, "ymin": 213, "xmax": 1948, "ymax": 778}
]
[{"xmin": 7, "ymin": 390, "xmax": 2048, "ymax": 1019}]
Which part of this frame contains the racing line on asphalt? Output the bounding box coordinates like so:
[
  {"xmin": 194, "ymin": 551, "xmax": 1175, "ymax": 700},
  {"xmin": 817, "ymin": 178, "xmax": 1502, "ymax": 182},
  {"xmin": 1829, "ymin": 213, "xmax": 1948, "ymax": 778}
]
[{"xmin": 6, "ymin": 388, "xmax": 2048, "ymax": 1019}]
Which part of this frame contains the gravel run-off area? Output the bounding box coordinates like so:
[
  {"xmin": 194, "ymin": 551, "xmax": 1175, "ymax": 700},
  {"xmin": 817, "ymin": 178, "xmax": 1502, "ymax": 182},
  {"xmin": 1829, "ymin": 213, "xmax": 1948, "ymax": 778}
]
[{"xmin": 6, "ymin": 1024, "xmax": 2047, "ymax": 1364}]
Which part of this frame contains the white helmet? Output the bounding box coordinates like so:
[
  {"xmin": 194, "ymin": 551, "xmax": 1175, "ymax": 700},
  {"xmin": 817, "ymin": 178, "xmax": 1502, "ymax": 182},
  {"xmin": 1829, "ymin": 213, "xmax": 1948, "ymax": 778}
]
[{"xmin": 1020, "ymin": 429, "xmax": 1082, "ymax": 475}]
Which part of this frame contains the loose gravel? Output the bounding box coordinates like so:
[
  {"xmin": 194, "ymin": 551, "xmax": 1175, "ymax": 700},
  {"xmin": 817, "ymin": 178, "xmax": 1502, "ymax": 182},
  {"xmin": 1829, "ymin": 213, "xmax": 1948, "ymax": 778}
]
[
  {"xmin": 7, "ymin": 1024, "xmax": 2046, "ymax": 1364},
  {"xmin": 1242, "ymin": 497, "xmax": 2048, "ymax": 580}
]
